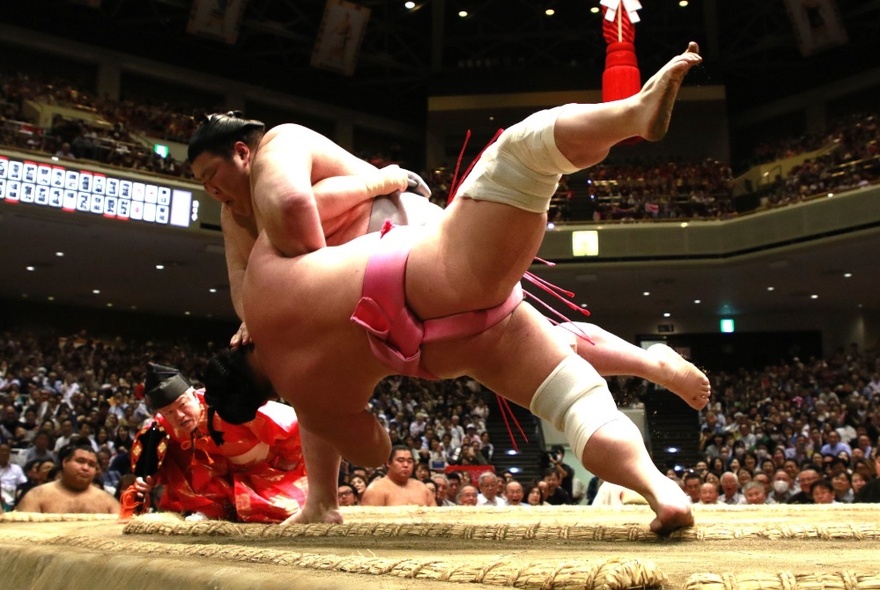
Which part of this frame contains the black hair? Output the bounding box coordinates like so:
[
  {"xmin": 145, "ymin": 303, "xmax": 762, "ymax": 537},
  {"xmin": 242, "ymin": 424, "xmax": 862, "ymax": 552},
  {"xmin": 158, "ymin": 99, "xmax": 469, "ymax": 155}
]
[
  {"xmin": 203, "ymin": 345, "xmax": 273, "ymax": 425},
  {"xmin": 388, "ymin": 444, "xmax": 412, "ymax": 462},
  {"xmin": 58, "ymin": 439, "xmax": 97, "ymax": 464},
  {"xmin": 187, "ymin": 111, "xmax": 266, "ymax": 163}
]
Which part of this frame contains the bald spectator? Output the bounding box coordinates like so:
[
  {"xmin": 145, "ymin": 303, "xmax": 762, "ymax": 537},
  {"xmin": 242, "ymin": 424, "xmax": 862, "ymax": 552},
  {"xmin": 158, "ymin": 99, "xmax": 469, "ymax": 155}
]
[
  {"xmin": 742, "ymin": 481, "xmax": 768, "ymax": 505},
  {"xmin": 360, "ymin": 445, "xmax": 434, "ymax": 507},
  {"xmin": 457, "ymin": 485, "xmax": 479, "ymax": 506},
  {"xmin": 476, "ymin": 471, "xmax": 507, "ymax": 506},
  {"xmin": 505, "ymin": 480, "xmax": 525, "ymax": 506},
  {"xmin": 719, "ymin": 471, "xmax": 744, "ymax": 505},
  {"xmin": 15, "ymin": 443, "xmax": 119, "ymax": 514},
  {"xmin": 683, "ymin": 472, "xmax": 702, "ymax": 504},
  {"xmin": 788, "ymin": 467, "xmax": 820, "ymax": 504},
  {"xmin": 699, "ymin": 482, "xmax": 721, "ymax": 504},
  {"xmin": 337, "ymin": 483, "xmax": 359, "ymax": 506}
]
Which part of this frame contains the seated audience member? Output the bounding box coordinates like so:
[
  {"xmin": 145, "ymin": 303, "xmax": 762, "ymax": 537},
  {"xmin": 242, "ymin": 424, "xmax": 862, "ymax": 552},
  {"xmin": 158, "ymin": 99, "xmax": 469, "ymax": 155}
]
[
  {"xmin": 831, "ymin": 471, "xmax": 854, "ymax": 503},
  {"xmin": 682, "ymin": 471, "xmax": 702, "ymax": 504},
  {"xmin": 811, "ymin": 479, "xmax": 836, "ymax": 504},
  {"xmin": 337, "ymin": 483, "xmax": 359, "ymax": 506},
  {"xmin": 719, "ymin": 472, "xmax": 744, "ymax": 505},
  {"xmin": 505, "ymin": 480, "xmax": 525, "ymax": 506},
  {"xmin": 699, "ymin": 482, "xmax": 721, "ymax": 504},
  {"xmin": 541, "ymin": 467, "xmax": 572, "ymax": 505},
  {"xmin": 23, "ymin": 431, "xmax": 57, "ymax": 465},
  {"xmin": 360, "ymin": 445, "xmax": 434, "ymax": 507},
  {"xmin": 444, "ymin": 472, "xmax": 461, "ymax": 505},
  {"xmin": 854, "ymin": 454, "xmax": 880, "ymax": 503},
  {"xmin": 457, "ymin": 484, "xmax": 479, "ymax": 506},
  {"xmin": 476, "ymin": 471, "xmax": 506, "ymax": 506},
  {"xmin": 742, "ymin": 481, "xmax": 768, "ymax": 505},
  {"xmin": 132, "ymin": 363, "xmax": 307, "ymax": 523},
  {"xmin": 526, "ymin": 484, "xmax": 545, "ymax": 506},
  {"xmin": 432, "ymin": 474, "xmax": 455, "ymax": 507},
  {"xmin": 768, "ymin": 469, "xmax": 795, "ymax": 504},
  {"xmin": 15, "ymin": 442, "xmax": 119, "ymax": 514},
  {"xmin": 0, "ymin": 443, "xmax": 27, "ymax": 510},
  {"xmin": 787, "ymin": 467, "xmax": 820, "ymax": 504}
]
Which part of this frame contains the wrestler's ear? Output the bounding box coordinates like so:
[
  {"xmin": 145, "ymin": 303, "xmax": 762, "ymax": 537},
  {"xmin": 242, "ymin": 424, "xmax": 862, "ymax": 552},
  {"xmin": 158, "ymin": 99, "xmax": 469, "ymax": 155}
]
[{"xmin": 233, "ymin": 141, "xmax": 251, "ymax": 164}]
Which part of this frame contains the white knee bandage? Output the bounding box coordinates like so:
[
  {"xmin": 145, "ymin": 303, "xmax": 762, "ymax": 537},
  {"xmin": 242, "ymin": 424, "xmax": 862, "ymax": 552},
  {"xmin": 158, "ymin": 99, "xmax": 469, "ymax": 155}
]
[
  {"xmin": 529, "ymin": 355, "xmax": 620, "ymax": 460},
  {"xmin": 455, "ymin": 105, "xmax": 580, "ymax": 213}
]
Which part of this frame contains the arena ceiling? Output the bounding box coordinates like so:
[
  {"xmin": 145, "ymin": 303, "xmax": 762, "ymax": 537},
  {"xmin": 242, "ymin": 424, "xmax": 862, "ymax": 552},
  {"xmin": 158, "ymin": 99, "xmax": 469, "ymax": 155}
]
[{"xmin": 4, "ymin": 0, "xmax": 880, "ymax": 124}]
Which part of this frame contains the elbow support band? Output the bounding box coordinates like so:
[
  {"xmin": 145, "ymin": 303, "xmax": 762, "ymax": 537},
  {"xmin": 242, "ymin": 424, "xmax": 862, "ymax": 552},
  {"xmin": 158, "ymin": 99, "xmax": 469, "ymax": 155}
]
[
  {"xmin": 529, "ymin": 355, "xmax": 620, "ymax": 460},
  {"xmin": 455, "ymin": 106, "xmax": 580, "ymax": 213}
]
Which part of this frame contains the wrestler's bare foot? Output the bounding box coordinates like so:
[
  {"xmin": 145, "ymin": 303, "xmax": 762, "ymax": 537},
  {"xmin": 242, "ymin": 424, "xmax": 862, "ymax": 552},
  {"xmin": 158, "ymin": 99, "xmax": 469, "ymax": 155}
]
[
  {"xmin": 646, "ymin": 476, "xmax": 694, "ymax": 536},
  {"xmin": 647, "ymin": 343, "xmax": 711, "ymax": 410},
  {"xmin": 638, "ymin": 42, "xmax": 702, "ymax": 141},
  {"xmin": 282, "ymin": 504, "xmax": 343, "ymax": 525}
]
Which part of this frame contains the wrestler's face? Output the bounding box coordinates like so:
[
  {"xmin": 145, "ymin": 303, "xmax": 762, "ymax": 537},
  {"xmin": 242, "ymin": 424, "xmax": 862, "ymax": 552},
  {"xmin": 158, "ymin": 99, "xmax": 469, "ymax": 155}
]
[
  {"xmin": 386, "ymin": 450, "xmax": 415, "ymax": 481},
  {"xmin": 158, "ymin": 389, "xmax": 202, "ymax": 435},
  {"xmin": 62, "ymin": 449, "xmax": 98, "ymax": 491},
  {"xmin": 192, "ymin": 143, "xmax": 253, "ymax": 217}
]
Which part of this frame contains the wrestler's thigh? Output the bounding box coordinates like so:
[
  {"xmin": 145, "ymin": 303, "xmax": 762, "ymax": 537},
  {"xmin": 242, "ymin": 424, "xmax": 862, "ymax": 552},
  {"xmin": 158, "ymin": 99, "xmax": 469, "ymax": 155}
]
[
  {"xmin": 405, "ymin": 198, "xmax": 547, "ymax": 320},
  {"xmin": 423, "ymin": 303, "xmax": 572, "ymax": 409}
]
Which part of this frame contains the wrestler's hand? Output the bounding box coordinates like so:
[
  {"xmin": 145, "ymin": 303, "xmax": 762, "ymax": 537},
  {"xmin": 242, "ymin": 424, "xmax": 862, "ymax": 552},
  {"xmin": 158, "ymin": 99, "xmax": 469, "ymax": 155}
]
[
  {"xmin": 230, "ymin": 321, "xmax": 251, "ymax": 348},
  {"xmin": 403, "ymin": 169, "xmax": 432, "ymax": 199},
  {"xmin": 365, "ymin": 164, "xmax": 409, "ymax": 197}
]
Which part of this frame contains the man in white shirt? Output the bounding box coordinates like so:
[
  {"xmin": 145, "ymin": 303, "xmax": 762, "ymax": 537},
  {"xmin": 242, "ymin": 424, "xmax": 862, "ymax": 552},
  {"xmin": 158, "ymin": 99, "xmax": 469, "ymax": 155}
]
[
  {"xmin": 476, "ymin": 471, "xmax": 507, "ymax": 506},
  {"xmin": 0, "ymin": 443, "xmax": 27, "ymax": 510}
]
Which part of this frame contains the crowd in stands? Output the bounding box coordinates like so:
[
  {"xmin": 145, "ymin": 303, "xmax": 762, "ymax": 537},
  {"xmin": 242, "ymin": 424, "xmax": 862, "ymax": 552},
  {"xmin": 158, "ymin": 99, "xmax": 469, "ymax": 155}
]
[
  {"xmin": 2, "ymin": 69, "xmax": 879, "ymax": 226},
  {"xmin": 2, "ymin": 322, "xmax": 878, "ymax": 515}
]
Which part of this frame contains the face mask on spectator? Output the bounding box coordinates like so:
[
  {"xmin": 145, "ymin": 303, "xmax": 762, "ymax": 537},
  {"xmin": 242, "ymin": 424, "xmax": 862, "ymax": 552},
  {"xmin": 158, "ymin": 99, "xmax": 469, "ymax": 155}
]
[{"xmin": 773, "ymin": 480, "xmax": 789, "ymax": 494}]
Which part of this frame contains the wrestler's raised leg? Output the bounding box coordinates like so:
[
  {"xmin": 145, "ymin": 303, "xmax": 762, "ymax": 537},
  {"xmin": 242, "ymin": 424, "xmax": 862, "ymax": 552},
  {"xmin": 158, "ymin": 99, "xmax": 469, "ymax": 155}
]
[
  {"xmin": 556, "ymin": 323, "xmax": 710, "ymax": 410},
  {"xmin": 405, "ymin": 43, "xmax": 701, "ymax": 321}
]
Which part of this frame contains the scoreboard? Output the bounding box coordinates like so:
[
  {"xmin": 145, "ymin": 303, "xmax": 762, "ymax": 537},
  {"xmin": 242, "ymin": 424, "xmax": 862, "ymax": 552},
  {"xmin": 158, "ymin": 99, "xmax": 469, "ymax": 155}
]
[{"xmin": 0, "ymin": 152, "xmax": 199, "ymax": 229}]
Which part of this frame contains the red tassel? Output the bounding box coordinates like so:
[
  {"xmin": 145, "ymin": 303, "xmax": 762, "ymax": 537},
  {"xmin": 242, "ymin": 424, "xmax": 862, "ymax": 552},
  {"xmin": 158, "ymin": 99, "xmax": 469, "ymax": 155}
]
[{"xmin": 602, "ymin": 41, "xmax": 641, "ymax": 103}]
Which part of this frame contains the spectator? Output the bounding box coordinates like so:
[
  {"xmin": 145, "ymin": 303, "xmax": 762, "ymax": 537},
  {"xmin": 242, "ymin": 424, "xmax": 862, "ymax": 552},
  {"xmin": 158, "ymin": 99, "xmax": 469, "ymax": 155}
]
[
  {"xmin": 788, "ymin": 467, "xmax": 821, "ymax": 504},
  {"xmin": 476, "ymin": 471, "xmax": 506, "ymax": 506},
  {"xmin": 541, "ymin": 467, "xmax": 572, "ymax": 505},
  {"xmin": 699, "ymin": 482, "xmax": 721, "ymax": 504},
  {"xmin": 742, "ymin": 481, "xmax": 768, "ymax": 505},
  {"xmin": 337, "ymin": 483, "xmax": 359, "ymax": 506},
  {"xmin": 360, "ymin": 445, "xmax": 434, "ymax": 507},
  {"xmin": 457, "ymin": 484, "xmax": 479, "ymax": 506},
  {"xmin": 526, "ymin": 485, "xmax": 545, "ymax": 506},
  {"xmin": 348, "ymin": 474, "xmax": 368, "ymax": 498},
  {"xmin": 432, "ymin": 474, "xmax": 455, "ymax": 507},
  {"xmin": 14, "ymin": 458, "xmax": 54, "ymax": 506},
  {"xmin": 682, "ymin": 471, "xmax": 702, "ymax": 504},
  {"xmin": 768, "ymin": 469, "xmax": 795, "ymax": 504},
  {"xmin": 504, "ymin": 480, "xmax": 525, "ymax": 506},
  {"xmin": 820, "ymin": 430, "xmax": 853, "ymax": 458},
  {"xmin": 831, "ymin": 471, "xmax": 854, "ymax": 503},
  {"xmin": 445, "ymin": 472, "xmax": 461, "ymax": 505},
  {"xmin": 23, "ymin": 431, "xmax": 57, "ymax": 465},
  {"xmin": 719, "ymin": 472, "xmax": 744, "ymax": 505},
  {"xmin": 811, "ymin": 480, "xmax": 836, "ymax": 504},
  {"xmin": 0, "ymin": 442, "xmax": 27, "ymax": 510},
  {"xmin": 855, "ymin": 455, "xmax": 880, "ymax": 502},
  {"xmin": 15, "ymin": 442, "xmax": 119, "ymax": 514}
]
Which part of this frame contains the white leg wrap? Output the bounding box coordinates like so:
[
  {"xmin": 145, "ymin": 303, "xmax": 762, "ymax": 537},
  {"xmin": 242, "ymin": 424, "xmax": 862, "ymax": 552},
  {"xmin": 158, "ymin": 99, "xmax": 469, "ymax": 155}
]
[
  {"xmin": 529, "ymin": 355, "xmax": 620, "ymax": 460},
  {"xmin": 455, "ymin": 105, "xmax": 580, "ymax": 213}
]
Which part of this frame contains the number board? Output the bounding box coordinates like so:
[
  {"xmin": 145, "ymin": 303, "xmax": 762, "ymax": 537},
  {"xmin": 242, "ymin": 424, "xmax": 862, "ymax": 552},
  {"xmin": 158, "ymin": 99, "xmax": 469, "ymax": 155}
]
[{"xmin": 0, "ymin": 153, "xmax": 199, "ymax": 229}]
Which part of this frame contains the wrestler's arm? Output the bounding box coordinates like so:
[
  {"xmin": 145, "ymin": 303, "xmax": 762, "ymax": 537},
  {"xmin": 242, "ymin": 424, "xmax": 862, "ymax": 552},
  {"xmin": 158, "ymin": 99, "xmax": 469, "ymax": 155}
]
[
  {"xmin": 251, "ymin": 127, "xmax": 327, "ymax": 257},
  {"xmin": 221, "ymin": 207, "xmax": 258, "ymax": 345}
]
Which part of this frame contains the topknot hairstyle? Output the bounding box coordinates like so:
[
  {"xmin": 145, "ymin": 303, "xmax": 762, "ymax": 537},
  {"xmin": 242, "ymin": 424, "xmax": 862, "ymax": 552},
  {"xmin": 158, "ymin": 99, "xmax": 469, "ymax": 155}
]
[
  {"xmin": 187, "ymin": 111, "xmax": 266, "ymax": 163},
  {"xmin": 202, "ymin": 345, "xmax": 273, "ymax": 425}
]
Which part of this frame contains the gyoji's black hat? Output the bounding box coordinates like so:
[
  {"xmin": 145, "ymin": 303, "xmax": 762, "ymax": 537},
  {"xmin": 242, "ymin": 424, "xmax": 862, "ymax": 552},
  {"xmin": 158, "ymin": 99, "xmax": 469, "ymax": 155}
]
[{"xmin": 144, "ymin": 363, "xmax": 192, "ymax": 411}]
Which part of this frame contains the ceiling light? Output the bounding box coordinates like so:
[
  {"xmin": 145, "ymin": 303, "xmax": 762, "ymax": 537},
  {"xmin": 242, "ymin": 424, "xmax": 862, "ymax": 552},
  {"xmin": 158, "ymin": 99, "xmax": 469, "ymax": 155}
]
[
  {"xmin": 694, "ymin": 299, "xmax": 701, "ymax": 304},
  {"xmin": 844, "ymin": 272, "xmax": 852, "ymax": 278},
  {"xmin": 55, "ymin": 252, "xmax": 64, "ymax": 257},
  {"xmin": 767, "ymin": 287, "xmax": 775, "ymax": 291},
  {"xmin": 184, "ymin": 311, "xmax": 191, "ymax": 316},
  {"xmin": 47, "ymin": 296, "xmax": 54, "ymax": 301},
  {"xmin": 92, "ymin": 289, "xmax": 100, "ymax": 294},
  {"xmin": 811, "ymin": 294, "xmax": 819, "ymax": 299},
  {"xmin": 209, "ymin": 288, "xmax": 217, "ymax": 293},
  {"xmin": 545, "ymin": 9, "xmax": 555, "ymax": 16},
  {"xmin": 106, "ymin": 303, "xmax": 113, "ymax": 308},
  {"xmin": 679, "ymin": 1, "xmax": 689, "ymax": 7},
  {"xmin": 156, "ymin": 264, "xmax": 165, "ymax": 270},
  {"xmin": 404, "ymin": 1, "xmax": 415, "ymax": 9},
  {"xmin": 458, "ymin": 10, "xmax": 467, "ymax": 17},
  {"xmin": 590, "ymin": 6, "xmax": 600, "ymax": 13},
  {"xmin": 26, "ymin": 266, "xmax": 35, "ymax": 271},
  {"xmin": 663, "ymin": 312, "xmax": 671, "ymax": 318},
  {"xmin": 643, "ymin": 291, "xmax": 650, "ymax": 296}
]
